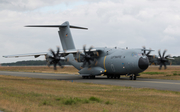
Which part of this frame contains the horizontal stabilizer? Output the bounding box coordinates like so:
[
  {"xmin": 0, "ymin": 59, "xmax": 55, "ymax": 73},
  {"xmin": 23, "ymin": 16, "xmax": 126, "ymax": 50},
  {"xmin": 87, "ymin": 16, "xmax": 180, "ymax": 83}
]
[
  {"xmin": 70, "ymin": 25, "xmax": 88, "ymax": 30},
  {"xmin": 25, "ymin": 25, "xmax": 88, "ymax": 30}
]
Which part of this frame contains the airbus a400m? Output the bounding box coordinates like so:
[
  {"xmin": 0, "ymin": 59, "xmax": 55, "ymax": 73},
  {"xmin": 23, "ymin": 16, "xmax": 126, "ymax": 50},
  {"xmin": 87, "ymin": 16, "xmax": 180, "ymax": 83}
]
[{"xmin": 3, "ymin": 21, "xmax": 174, "ymax": 80}]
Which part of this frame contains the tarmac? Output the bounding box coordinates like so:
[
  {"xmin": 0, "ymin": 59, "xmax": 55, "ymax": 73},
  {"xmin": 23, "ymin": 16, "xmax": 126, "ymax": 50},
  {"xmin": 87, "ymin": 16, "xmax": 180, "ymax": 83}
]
[{"xmin": 0, "ymin": 71, "xmax": 180, "ymax": 92}]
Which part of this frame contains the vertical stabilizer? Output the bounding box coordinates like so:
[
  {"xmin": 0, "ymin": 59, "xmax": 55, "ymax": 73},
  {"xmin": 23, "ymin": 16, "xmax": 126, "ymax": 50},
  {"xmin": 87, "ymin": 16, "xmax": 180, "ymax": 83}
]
[{"xmin": 58, "ymin": 21, "xmax": 75, "ymax": 50}]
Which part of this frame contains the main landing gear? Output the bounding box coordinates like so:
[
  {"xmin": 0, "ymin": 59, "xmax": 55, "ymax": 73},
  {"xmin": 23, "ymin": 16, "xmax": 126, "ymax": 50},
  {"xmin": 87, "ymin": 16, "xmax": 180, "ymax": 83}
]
[
  {"xmin": 129, "ymin": 74, "xmax": 136, "ymax": 80},
  {"xmin": 82, "ymin": 76, "xmax": 95, "ymax": 79}
]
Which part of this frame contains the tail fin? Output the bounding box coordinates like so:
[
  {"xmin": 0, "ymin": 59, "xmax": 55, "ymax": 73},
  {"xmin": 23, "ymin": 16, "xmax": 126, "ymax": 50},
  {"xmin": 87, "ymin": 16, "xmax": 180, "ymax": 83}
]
[{"xmin": 25, "ymin": 21, "xmax": 88, "ymax": 50}]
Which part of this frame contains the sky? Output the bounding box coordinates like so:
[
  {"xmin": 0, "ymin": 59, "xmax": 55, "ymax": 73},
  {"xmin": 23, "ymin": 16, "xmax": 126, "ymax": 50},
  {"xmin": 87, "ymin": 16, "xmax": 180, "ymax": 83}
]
[{"xmin": 0, "ymin": 0, "xmax": 180, "ymax": 63}]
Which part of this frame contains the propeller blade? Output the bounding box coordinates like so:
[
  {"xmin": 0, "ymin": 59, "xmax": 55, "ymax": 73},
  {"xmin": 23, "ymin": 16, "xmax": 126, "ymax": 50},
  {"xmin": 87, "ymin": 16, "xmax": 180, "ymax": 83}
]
[
  {"xmin": 162, "ymin": 49, "xmax": 167, "ymax": 57},
  {"xmin": 142, "ymin": 46, "xmax": 146, "ymax": 54},
  {"xmin": 89, "ymin": 46, "xmax": 93, "ymax": 52},
  {"xmin": 163, "ymin": 63, "xmax": 167, "ymax": 69},
  {"xmin": 81, "ymin": 60, "xmax": 87, "ymax": 68},
  {"xmin": 83, "ymin": 45, "xmax": 86, "ymax": 55},
  {"xmin": 50, "ymin": 49, "xmax": 56, "ymax": 57},
  {"xmin": 165, "ymin": 54, "xmax": 170, "ymax": 59},
  {"xmin": 146, "ymin": 48, "xmax": 151, "ymax": 56},
  {"xmin": 146, "ymin": 51, "xmax": 151, "ymax": 56},
  {"xmin": 158, "ymin": 50, "xmax": 161, "ymax": 58},
  {"xmin": 56, "ymin": 46, "xmax": 60, "ymax": 56}
]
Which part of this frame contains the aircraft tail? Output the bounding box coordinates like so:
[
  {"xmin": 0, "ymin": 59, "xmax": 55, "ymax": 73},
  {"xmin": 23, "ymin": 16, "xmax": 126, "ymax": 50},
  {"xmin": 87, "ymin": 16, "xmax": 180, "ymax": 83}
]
[{"xmin": 25, "ymin": 21, "xmax": 88, "ymax": 50}]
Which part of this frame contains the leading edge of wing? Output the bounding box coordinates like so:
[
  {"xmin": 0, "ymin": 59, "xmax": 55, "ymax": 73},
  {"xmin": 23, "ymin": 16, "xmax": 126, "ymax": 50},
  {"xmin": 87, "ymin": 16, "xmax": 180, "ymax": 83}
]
[
  {"xmin": 3, "ymin": 52, "xmax": 48, "ymax": 58},
  {"xmin": 3, "ymin": 48, "xmax": 99, "ymax": 58}
]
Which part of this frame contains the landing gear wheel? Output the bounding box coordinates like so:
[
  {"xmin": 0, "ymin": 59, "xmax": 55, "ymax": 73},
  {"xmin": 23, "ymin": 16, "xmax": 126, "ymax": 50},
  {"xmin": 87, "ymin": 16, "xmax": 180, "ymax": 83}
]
[
  {"xmin": 82, "ymin": 76, "xmax": 85, "ymax": 79},
  {"xmin": 133, "ymin": 76, "xmax": 136, "ymax": 80},
  {"xmin": 107, "ymin": 75, "xmax": 110, "ymax": 79},
  {"xmin": 117, "ymin": 75, "xmax": 120, "ymax": 79},
  {"xmin": 129, "ymin": 76, "xmax": 132, "ymax": 80}
]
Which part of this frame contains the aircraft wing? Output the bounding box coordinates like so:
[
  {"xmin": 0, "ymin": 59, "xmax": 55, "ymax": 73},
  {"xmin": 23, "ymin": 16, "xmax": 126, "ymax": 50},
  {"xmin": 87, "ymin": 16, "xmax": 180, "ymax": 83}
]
[
  {"xmin": 3, "ymin": 48, "xmax": 99, "ymax": 58},
  {"xmin": 3, "ymin": 52, "xmax": 48, "ymax": 58}
]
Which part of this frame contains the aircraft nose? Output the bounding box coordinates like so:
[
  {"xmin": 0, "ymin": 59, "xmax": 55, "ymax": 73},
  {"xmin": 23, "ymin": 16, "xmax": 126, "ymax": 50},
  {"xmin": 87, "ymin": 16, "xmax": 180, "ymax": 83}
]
[{"xmin": 138, "ymin": 57, "xmax": 149, "ymax": 70}]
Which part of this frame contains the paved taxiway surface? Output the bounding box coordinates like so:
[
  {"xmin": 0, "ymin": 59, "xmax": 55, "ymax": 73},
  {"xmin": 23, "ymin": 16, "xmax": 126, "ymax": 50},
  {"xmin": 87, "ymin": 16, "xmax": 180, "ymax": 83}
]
[{"xmin": 0, "ymin": 71, "xmax": 180, "ymax": 92}]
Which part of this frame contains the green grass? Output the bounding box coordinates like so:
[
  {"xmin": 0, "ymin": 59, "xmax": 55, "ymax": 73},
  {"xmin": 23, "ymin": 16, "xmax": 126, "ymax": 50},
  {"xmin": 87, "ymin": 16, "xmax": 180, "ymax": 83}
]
[
  {"xmin": 89, "ymin": 96, "xmax": 101, "ymax": 102},
  {"xmin": 142, "ymin": 72, "xmax": 165, "ymax": 75},
  {"xmin": 105, "ymin": 101, "xmax": 112, "ymax": 105},
  {"xmin": 173, "ymin": 72, "xmax": 180, "ymax": 76}
]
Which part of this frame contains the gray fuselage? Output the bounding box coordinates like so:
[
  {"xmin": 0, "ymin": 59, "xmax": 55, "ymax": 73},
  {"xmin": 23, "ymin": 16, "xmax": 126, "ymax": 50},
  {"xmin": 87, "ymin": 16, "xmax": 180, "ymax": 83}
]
[{"xmin": 94, "ymin": 47, "xmax": 149, "ymax": 75}]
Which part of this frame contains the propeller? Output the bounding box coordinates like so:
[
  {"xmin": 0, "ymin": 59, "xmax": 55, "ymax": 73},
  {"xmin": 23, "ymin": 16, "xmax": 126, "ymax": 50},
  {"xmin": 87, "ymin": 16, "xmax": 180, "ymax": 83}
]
[
  {"xmin": 47, "ymin": 46, "xmax": 65, "ymax": 70},
  {"xmin": 158, "ymin": 49, "xmax": 171, "ymax": 70},
  {"xmin": 79, "ymin": 45, "xmax": 96, "ymax": 68},
  {"xmin": 142, "ymin": 46, "xmax": 151, "ymax": 56}
]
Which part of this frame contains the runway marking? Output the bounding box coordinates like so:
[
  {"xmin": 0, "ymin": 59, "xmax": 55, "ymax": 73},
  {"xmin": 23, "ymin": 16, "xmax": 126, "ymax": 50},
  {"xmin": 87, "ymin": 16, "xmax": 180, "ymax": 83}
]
[{"xmin": 138, "ymin": 81, "xmax": 180, "ymax": 85}]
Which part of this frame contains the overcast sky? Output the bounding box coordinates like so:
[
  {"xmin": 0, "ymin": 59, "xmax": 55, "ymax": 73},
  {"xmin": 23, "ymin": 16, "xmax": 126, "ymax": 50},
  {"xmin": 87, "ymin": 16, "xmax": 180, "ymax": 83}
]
[{"xmin": 0, "ymin": 0, "xmax": 180, "ymax": 63}]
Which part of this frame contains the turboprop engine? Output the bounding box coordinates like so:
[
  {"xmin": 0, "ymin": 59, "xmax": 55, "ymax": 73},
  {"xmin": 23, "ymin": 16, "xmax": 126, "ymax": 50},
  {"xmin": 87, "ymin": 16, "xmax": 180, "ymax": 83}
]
[
  {"xmin": 45, "ymin": 47, "xmax": 66, "ymax": 70},
  {"xmin": 75, "ymin": 45, "xmax": 99, "ymax": 68}
]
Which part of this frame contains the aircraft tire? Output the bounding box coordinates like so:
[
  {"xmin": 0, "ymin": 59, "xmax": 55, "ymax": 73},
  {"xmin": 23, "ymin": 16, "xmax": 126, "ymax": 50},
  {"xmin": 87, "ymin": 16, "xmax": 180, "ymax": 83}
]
[
  {"xmin": 129, "ymin": 76, "xmax": 132, "ymax": 80},
  {"xmin": 107, "ymin": 75, "xmax": 110, "ymax": 79},
  {"xmin": 82, "ymin": 76, "xmax": 85, "ymax": 79},
  {"xmin": 133, "ymin": 76, "xmax": 136, "ymax": 80},
  {"xmin": 117, "ymin": 75, "xmax": 120, "ymax": 79}
]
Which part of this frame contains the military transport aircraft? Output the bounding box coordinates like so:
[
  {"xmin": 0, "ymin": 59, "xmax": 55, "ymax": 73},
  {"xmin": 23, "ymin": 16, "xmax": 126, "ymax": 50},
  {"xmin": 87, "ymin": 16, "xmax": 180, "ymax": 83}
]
[{"xmin": 3, "ymin": 21, "xmax": 174, "ymax": 80}]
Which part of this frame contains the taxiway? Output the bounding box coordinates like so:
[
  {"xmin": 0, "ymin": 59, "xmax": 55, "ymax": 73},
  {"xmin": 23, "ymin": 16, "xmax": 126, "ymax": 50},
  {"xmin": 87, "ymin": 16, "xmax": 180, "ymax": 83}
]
[{"xmin": 0, "ymin": 71, "xmax": 179, "ymax": 91}]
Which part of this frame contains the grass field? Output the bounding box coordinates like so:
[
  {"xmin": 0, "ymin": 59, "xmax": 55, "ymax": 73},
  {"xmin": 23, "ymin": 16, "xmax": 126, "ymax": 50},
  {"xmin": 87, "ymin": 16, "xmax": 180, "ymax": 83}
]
[
  {"xmin": 0, "ymin": 65, "xmax": 180, "ymax": 80},
  {"xmin": 0, "ymin": 75, "xmax": 179, "ymax": 112},
  {"xmin": 139, "ymin": 66, "xmax": 180, "ymax": 80}
]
